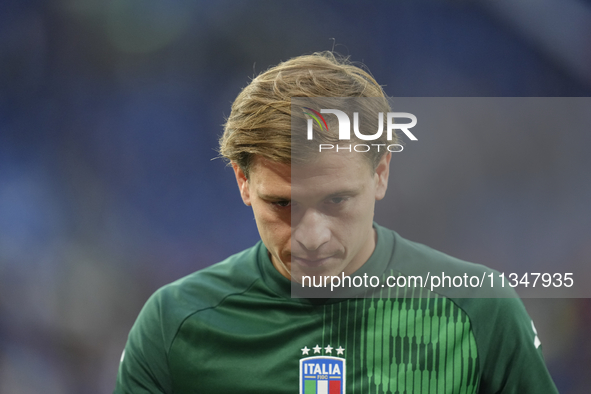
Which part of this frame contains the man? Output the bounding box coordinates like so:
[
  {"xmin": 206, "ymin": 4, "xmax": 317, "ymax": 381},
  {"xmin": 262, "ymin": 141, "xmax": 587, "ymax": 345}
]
[{"xmin": 115, "ymin": 52, "xmax": 558, "ymax": 393}]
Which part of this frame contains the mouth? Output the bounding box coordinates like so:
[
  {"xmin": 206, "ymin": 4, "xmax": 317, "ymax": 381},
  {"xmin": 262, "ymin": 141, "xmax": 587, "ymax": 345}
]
[{"xmin": 292, "ymin": 256, "xmax": 332, "ymax": 268}]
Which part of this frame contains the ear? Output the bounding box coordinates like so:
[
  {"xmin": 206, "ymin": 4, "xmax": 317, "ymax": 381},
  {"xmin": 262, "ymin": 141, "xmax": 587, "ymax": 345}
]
[
  {"xmin": 232, "ymin": 162, "xmax": 252, "ymax": 206},
  {"xmin": 374, "ymin": 152, "xmax": 391, "ymax": 201}
]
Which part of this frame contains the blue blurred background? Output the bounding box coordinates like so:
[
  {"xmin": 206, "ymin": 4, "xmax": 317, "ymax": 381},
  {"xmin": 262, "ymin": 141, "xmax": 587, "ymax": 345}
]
[{"xmin": 1, "ymin": 0, "xmax": 590, "ymax": 392}]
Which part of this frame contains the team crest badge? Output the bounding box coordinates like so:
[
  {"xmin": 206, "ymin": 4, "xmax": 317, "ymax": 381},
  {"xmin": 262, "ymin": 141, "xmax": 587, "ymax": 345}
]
[{"xmin": 299, "ymin": 345, "xmax": 346, "ymax": 394}]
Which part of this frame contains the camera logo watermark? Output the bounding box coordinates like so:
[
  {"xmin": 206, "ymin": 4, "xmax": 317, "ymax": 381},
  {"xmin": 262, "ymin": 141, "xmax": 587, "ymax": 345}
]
[{"xmin": 303, "ymin": 107, "xmax": 417, "ymax": 152}]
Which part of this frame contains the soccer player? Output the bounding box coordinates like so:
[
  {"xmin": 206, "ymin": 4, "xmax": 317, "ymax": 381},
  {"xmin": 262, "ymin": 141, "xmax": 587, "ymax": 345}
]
[{"xmin": 115, "ymin": 52, "xmax": 558, "ymax": 393}]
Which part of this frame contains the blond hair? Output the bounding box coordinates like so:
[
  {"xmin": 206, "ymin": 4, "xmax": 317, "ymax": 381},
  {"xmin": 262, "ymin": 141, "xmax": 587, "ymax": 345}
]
[{"xmin": 219, "ymin": 51, "xmax": 393, "ymax": 177}]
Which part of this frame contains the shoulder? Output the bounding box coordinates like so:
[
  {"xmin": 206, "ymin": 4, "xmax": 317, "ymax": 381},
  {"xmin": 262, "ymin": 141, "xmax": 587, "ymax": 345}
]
[
  {"xmin": 385, "ymin": 227, "xmax": 515, "ymax": 298},
  {"xmin": 115, "ymin": 243, "xmax": 266, "ymax": 392},
  {"xmin": 378, "ymin": 225, "xmax": 532, "ymax": 352},
  {"xmin": 146, "ymin": 242, "xmax": 265, "ymax": 331},
  {"xmin": 129, "ymin": 242, "xmax": 265, "ymax": 352},
  {"xmin": 378, "ymin": 226, "xmax": 557, "ymax": 393},
  {"xmin": 390, "ymin": 229, "xmax": 493, "ymax": 277}
]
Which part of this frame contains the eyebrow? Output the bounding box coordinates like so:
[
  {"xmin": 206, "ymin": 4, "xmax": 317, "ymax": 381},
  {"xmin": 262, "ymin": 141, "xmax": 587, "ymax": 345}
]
[
  {"xmin": 261, "ymin": 186, "xmax": 364, "ymax": 202},
  {"xmin": 324, "ymin": 186, "xmax": 363, "ymax": 198},
  {"xmin": 258, "ymin": 192, "xmax": 291, "ymax": 201}
]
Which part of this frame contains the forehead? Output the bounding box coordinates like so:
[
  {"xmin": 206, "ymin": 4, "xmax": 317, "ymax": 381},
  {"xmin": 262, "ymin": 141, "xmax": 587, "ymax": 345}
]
[
  {"xmin": 249, "ymin": 153, "xmax": 374, "ymax": 198},
  {"xmin": 293, "ymin": 151, "xmax": 372, "ymax": 180}
]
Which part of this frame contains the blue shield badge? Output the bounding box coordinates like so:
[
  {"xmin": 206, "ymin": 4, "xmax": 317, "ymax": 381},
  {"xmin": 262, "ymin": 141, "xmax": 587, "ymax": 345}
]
[{"xmin": 300, "ymin": 356, "xmax": 345, "ymax": 394}]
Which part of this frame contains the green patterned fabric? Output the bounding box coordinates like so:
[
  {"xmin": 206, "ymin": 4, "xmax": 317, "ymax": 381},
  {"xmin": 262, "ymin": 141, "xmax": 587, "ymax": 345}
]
[{"xmin": 115, "ymin": 224, "xmax": 558, "ymax": 393}]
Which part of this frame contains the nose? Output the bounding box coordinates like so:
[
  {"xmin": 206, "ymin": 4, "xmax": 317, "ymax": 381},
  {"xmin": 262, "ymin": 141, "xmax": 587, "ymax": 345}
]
[{"xmin": 293, "ymin": 208, "xmax": 330, "ymax": 251}]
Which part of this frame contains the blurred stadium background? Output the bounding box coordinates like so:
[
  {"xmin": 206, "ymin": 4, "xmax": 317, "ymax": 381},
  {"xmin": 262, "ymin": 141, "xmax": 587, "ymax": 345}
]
[{"xmin": 1, "ymin": 0, "xmax": 590, "ymax": 392}]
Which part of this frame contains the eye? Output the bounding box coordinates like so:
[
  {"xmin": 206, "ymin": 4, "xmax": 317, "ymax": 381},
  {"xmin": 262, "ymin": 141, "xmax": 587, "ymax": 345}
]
[
  {"xmin": 273, "ymin": 200, "xmax": 291, "ymax": 208},
  {"xmin": 328, "ymin": 196, "xmax": 348, "ymax": 204}
]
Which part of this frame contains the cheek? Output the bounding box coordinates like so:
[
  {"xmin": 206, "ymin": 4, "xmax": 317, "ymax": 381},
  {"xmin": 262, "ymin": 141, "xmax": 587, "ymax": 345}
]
[
  {"xmin": 335, "ymin": 198, "xmax": 375, "ymax": 240},
  {"xmin": 263, "ymin": 222, "xmax": 291, "ymax": 256},
  {"xmin": 341, "ymin": 196, "xmax": 375, "ymax": 224},
  {"xmin": 252, "ymin": 204, "xmax": 290, "ymax": 243}
]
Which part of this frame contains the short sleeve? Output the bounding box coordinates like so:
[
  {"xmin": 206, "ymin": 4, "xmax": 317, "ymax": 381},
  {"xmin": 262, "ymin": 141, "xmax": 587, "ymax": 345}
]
[
  {"xmin": 467, "ymin": 296, "xmax": 559, "ymax": 394},
  {"xmin": 114, "ymin": 290, "xmax": 173, "ymax": 394}
]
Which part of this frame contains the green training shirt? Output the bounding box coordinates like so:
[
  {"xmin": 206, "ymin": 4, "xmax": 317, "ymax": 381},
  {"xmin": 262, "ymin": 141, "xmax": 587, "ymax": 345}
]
[{"xmin": 115, "ymin": 224, "xmax": 558, "ymax": 393}]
